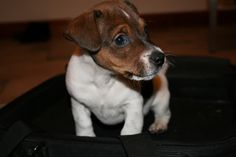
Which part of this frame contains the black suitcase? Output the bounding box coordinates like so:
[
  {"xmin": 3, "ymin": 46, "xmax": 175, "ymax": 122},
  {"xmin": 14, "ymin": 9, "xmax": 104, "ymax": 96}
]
[{"xmin": 0, "ymin": 56, "xmax": 236, "ymax": 157}]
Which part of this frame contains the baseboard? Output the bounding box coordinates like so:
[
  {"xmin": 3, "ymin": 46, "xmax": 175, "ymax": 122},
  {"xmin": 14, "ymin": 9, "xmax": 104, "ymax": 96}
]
[
  {"xmin": 143, "ymin": 9, "xmax": 236, "ymax": 27},
  {"xmin": 0, "ymin": 10, "xmax": 235, "ymax": 37}
]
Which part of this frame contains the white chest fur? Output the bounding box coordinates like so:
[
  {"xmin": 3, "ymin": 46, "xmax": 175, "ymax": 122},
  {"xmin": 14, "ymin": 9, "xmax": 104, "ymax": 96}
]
[{"xmin": 66, "ymin": 54, "xmax": 142, "ymax": 125}]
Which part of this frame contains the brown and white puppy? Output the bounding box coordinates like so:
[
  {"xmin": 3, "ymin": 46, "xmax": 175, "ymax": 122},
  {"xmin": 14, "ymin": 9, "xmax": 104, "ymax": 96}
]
[{"xmin": 65, "ymin": 0, "xmax": 171, "ymax": 136}]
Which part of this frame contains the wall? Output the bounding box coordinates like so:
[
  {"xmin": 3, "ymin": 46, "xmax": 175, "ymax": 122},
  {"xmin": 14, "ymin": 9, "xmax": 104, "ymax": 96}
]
[{"xmin": 0, "ymin": 0, "xmax": 207, "ymax": 23}]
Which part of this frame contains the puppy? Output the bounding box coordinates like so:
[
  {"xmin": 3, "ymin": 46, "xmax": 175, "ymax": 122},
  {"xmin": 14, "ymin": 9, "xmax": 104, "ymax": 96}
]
[{"xmin": 65, "ymin": 0, "xmax": 171, "ymax": 136}]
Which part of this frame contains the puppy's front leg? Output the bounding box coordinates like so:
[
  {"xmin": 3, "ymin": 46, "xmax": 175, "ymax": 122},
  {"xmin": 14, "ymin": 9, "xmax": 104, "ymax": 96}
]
[
  {"xmin": 71, "ymin": 98, "xmax": 95, "ymax": 137},
  {"xmin": 149, "ymin": 73, "xmax": 171, "ymax": 134},
  {"xmin": 121, "ymin": 99, "xmax": 143, "ymax": 135}
]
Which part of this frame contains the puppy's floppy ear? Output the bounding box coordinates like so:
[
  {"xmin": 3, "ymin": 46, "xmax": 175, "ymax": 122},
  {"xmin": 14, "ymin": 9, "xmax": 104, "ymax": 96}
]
[{"xmin": 64, "ymin": 10, "xmax": 103, "ymax": 52}]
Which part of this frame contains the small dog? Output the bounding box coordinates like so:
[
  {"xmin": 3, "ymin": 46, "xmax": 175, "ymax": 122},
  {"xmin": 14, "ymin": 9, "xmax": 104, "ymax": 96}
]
[{"xmin": 64, "ymin": 0, "xmax": 171, "ymax": 136}]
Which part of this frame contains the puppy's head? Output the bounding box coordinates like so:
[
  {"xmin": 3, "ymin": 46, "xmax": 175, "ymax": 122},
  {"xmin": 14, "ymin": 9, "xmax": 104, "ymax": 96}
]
[{"xmin": 64, "ymin": 0, "xmax": 166, "ymax": 81}]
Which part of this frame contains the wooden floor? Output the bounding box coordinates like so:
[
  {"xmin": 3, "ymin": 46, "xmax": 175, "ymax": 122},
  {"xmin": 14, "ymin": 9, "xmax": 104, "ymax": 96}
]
[{"xmin": 0, "ymin": 24, "xmax": 236, "ymax": 108}]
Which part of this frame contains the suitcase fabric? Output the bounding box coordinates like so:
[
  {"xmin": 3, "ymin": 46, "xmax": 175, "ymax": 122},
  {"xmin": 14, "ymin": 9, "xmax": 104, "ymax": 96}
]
[{"xmin": 0, "ymin": 56, "xmax": 236, "ymax": 157}]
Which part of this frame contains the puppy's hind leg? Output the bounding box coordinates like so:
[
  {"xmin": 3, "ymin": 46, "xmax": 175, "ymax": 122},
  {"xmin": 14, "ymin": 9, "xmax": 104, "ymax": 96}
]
[{"xmin": 149, "ymin": 72, "xmax": 171, "ymax": 134}]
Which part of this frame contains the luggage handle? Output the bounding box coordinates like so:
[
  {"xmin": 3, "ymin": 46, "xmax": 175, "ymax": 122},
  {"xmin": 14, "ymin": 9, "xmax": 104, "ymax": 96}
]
[
  {"xmin": 0, "ymin": 121, "xmax": 32, "ymax": 157},
  {"xmin": 119, "ymin": 133, "xmax": 158, "ymax": 157},
  {"xmin": 119, "ymin": 133, "xmax": 190, "ymax": 157}
]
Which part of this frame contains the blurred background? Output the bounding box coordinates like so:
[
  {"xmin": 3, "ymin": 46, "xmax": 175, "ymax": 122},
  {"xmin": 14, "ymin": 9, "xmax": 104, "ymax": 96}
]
[{"xmin": 0, "ymin": 0, "xmax": 235, "ymax": 107}]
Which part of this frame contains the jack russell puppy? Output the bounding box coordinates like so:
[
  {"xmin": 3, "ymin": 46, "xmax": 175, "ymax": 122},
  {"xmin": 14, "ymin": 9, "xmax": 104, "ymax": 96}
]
[{"xmin": 64, "ymin": 0, "xmax": 171, "ymax": 136}]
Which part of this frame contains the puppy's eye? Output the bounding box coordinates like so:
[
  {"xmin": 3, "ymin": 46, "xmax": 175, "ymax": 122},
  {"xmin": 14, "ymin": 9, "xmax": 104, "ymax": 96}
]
[{"xmin": 114, "ymin": 34, "xmax": 130, "ymax": 47}]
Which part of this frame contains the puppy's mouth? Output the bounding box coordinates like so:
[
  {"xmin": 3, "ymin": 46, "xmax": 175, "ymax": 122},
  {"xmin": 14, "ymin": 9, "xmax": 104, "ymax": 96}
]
[{"xmin": 125, "ymin": 70, "xmax": 159, "ymax": 81}]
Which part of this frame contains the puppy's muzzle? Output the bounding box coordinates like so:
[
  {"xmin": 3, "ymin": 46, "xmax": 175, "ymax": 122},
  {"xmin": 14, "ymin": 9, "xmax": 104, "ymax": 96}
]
[{"xmin": 149, "ymin": 51, "xmax": 165, "ymax": 67}]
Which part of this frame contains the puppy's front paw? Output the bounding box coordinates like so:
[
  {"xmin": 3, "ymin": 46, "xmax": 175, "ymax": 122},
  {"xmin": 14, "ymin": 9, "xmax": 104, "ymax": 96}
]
[
  {"xmin": 76, "ymin": 128, "xmax": 96, "ymax": 137},
  {"xmin": 149, "ymin": 120, "xmax": 168, "ymax": 134},
  {"xmin": 76, "ymin": 131, "xmax": 96, "ymax": 137}
]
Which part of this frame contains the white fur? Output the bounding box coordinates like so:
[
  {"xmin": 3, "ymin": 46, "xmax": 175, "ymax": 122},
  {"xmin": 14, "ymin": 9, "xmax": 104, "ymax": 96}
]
[
  {"xmin": 134, "ymin": 46, "xmax": 165, "ymax": 81},
  {"xmin": 121, "ymin": 9, "xmax": 130, "ymax": 19},
  {"xmin": 66, "ymin": 53, "xmax": 171, "ymax": 136},
  {"xmin": 66, "ymin": 54, "xmax": 143, "ymax": 136},
  {"xmin": 130, "ymin": 75, "xmax": 155, "ymax": 81}
]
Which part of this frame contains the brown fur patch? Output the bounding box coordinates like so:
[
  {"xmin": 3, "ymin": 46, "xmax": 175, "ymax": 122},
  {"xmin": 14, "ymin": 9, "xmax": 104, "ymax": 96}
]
[
  {"xmin": 117, "ymin": 75, "xmax": 141, "ymax": 92},
  {"xmin": 152, "ymin": 75, "xmax": 162, "ymax": 91},
  {"xmin": 73, "ymin": 47, "xmax": 83, "ymax": 56},
  {"xmin": 67, "ymin": 0, "xmax": 152, "ymax": 79}
]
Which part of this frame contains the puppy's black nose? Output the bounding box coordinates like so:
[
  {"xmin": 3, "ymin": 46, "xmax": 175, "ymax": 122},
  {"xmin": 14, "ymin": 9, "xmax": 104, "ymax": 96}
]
[{"xmin": 149, "ymin": 52, "xmax": 165, "ymax": 67}]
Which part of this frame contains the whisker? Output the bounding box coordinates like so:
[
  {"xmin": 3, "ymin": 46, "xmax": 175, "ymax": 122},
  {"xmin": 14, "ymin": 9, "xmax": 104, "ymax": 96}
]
[
  {"xmin": 166, "ymin": 54, "xmax": 176, "ymax": 57},
  {"xmin": 163, "ymin": 51, "xmax": 176, "ymax": 67},
  {"xmin": 164, "ymin": 51, "xmax": 176, "ymax": 57},
  {"xmin": 166, "ymin": 59, "xmax": 175, "ymax": 67}
]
